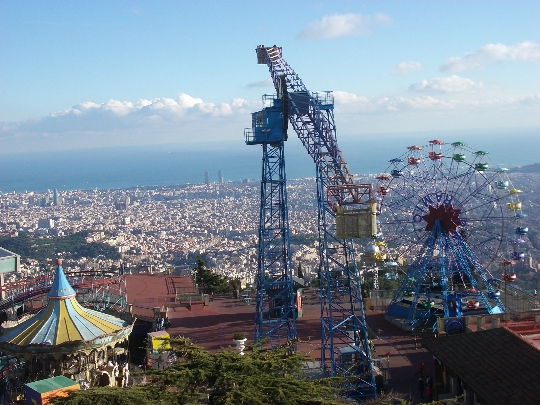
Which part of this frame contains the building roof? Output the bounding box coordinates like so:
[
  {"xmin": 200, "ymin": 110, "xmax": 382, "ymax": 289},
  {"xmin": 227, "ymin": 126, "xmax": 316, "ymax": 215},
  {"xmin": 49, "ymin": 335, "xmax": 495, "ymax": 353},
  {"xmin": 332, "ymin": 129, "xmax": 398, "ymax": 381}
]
[
  {"xmin": 25, "ymin": 375, "xmax": 78, "ymax": 394},
  {"xmin": 48, "ymin": 262, "xmax": 76, "ymax": 298},
  {"xmin": 0, "ymin": 260, "xmax": 130, "ymax": 347},
  {"xmin": 0, "ymin": 247, "xmax": 17, "ymax": 259},
  {"xmin": 422, "ymin": 327, "xmax": 540, "ymax": 405}
]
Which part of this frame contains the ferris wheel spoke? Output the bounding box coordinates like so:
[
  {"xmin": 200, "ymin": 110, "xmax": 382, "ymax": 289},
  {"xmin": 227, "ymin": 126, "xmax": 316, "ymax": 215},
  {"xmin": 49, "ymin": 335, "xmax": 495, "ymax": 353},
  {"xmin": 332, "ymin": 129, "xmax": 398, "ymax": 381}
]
[
  {"xmin": 459, "ymin": 175, "xmax": 502, "ymax": 207},
  {"xmin": 460, "ymin": 202, "xmax": 503, "ymax": 222}
]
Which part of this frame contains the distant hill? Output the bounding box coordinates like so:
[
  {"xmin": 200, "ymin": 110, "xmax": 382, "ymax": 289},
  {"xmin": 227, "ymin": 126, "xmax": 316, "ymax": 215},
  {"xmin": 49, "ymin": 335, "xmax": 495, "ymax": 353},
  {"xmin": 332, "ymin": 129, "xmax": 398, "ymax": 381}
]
[{"xmin": 508, "ymin": 163, "xmax": 540, "ymax": 173}]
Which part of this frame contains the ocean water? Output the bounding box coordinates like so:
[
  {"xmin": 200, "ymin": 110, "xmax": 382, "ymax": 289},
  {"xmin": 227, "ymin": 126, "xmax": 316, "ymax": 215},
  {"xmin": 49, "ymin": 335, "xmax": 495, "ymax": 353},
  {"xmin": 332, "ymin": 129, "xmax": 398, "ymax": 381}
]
[{"xmin": 1, "ymin": 128, "xmax": 538, "ymax": 193}]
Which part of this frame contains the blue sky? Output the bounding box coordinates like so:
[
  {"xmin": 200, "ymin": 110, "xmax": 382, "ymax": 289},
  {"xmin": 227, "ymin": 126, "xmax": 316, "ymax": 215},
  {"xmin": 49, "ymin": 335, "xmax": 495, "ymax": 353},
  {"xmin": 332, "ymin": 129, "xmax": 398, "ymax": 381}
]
[{"xmin": 1, "ymin": 0, "xmax": 539, "ymax": 153}]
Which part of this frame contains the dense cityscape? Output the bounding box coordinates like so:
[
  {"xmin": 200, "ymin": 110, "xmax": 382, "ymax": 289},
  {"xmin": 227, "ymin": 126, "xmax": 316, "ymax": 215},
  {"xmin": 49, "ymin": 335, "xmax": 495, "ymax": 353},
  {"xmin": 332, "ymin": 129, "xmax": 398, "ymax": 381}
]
[
  {"xmin": 1, "ymin": 168, "xmax": 539, "ymax": 291},
  {"xmin": 0, "ymin": 178, "xmax": 319, "ymax": 285}
]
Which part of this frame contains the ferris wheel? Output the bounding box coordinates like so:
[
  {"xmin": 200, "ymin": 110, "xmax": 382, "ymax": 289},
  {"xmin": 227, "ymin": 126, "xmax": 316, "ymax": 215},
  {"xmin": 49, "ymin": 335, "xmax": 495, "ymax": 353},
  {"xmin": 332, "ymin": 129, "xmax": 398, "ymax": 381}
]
[{"xmin": 376, "ymin": 140, "xmax": 527, "ymax": 324}]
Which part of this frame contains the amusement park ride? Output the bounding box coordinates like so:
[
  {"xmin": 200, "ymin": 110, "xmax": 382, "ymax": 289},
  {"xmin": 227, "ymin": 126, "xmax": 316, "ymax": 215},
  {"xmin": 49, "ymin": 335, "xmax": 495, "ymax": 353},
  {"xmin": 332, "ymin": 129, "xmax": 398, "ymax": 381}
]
[
  {"xmin": 375, "ymin": 141, "xmax": 530, "ymax": 330},
  {"xmin": 246, "ymin": 46, "xmax": 532, "ymax": 399},
  {"xmin": 247, "ymin": 45, "xmax": 377, "ymax": 398},
  {"xmin": 0, "ymin": 266, "xmax": 128, "ymax": 320}
]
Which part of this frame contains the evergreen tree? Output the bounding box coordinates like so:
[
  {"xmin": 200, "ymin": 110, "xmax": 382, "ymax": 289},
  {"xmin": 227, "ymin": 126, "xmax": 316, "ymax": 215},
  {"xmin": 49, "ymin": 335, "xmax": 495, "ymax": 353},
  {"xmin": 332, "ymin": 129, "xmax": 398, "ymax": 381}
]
[
  {"xmin": 144, "ymin": 337, "xmax": 350, "ymax": 405},
  {"xmin": 50, "ymin": 386, "xmax": 169, "ymax": 405},
  {"xmin": 52, "ymin": 337, "xmax": 352, "ymax": 405},
  {"xmin": 297, "ymin": 263, "xmax": 304, "ymax": 279},
  {"xmin": 51, "ymin": 336, "xmax": 432, "ymax": 405},
  {"xmin": 194, "ymin": 256, "xmax": 231, "ymax": 294}
]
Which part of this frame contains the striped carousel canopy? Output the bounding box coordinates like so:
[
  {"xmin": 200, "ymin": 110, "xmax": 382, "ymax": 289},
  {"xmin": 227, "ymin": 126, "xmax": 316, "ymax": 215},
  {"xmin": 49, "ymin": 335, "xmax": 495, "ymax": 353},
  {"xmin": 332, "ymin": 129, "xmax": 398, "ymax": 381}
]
[{"xmin": 0, "ymin": 259, "xmax": 130, "ymax": 347}]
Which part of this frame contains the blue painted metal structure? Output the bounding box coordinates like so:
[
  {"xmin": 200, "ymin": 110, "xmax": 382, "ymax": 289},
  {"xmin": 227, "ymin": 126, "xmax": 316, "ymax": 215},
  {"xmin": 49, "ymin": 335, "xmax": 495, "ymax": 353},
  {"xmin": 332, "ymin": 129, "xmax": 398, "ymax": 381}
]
[
  {"xmin": 378, "ymin": 141, "xmax": 526, "ymax": 328},
  {"xmin": 255, "ymin": 45, "xmax": 376, "ymax": 399},
  {"xmin": 387, "ymin": 220, "xmax": 506, "ymax": 327},
  {"xmin": 245, "ymin": 91, "xmax": 297, "ymax": 346}
]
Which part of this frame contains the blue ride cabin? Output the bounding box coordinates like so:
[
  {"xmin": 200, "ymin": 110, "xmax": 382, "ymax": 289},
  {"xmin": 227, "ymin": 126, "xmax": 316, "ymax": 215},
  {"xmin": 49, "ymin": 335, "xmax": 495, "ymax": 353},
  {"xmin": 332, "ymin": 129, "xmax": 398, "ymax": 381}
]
[{"xmin": 245, "ymin": 96, "xmax": 286, "ymax": 145}]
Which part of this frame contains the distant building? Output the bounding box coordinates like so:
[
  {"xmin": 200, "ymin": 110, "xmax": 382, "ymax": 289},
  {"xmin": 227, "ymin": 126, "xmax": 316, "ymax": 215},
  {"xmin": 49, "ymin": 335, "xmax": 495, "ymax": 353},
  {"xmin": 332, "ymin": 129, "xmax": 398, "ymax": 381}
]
[
  {"xmin": 115, "ymin": 196, "xmax": 130, "ymax": 210},
  {"xmin": 53, "ymin": 188, "xmax": 61, "ymax": 206},
  {"xmin": 38, "ymin": 218, "xmax": 55, "ymax": 229},
  {"xmin": 218, "ymin": 170, "xmax": 223, "ymax": 184},
  {"xmin": 204, "ymin": 170, "xmax": 209, "ymax": 185},
  {"xmin": 40, "ymin": 196, "xmax": 50, "ymax": 207},
  {"xmin": 0, "ymin": 247, "xmax": 19, "ymax": 300}
]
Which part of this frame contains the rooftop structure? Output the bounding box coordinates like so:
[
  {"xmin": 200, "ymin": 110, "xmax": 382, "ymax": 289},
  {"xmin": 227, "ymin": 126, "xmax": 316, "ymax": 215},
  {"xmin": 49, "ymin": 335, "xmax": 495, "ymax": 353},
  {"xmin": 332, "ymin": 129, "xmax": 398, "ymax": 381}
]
[{"xmin": 422, "ymin": 327, "xmax": 540, "ymax": 404}]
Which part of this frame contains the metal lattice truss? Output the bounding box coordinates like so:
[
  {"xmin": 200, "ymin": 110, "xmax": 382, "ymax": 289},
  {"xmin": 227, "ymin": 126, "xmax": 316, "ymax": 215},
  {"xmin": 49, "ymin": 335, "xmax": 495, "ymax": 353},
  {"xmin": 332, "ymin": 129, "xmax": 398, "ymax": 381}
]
[
  {"xmin": 390, "ymin": 220, "xmax": 506, "ymax": 326},
  {"xmin": 256, "ymin": 45, "xmax": 376, "ymax": 397},
  {"xmin": 255, "ymin": 143, "xmax": 296, "ymax": 346}
]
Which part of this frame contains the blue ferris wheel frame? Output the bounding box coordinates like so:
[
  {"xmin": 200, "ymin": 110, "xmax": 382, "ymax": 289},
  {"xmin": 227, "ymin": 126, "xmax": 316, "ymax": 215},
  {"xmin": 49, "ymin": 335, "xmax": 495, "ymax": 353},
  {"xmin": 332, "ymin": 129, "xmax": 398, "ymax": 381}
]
[{"xmin": 377, "ymin": 141, "xmax": 527, "ymax": 327}]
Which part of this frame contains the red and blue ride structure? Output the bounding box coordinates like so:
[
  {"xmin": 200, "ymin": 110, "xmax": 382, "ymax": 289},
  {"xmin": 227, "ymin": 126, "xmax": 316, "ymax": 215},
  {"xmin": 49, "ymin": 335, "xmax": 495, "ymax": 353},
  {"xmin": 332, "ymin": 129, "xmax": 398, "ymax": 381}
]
[{"xmin": 377, "ymin": 141, "xmax": 529, "ymax": 330}]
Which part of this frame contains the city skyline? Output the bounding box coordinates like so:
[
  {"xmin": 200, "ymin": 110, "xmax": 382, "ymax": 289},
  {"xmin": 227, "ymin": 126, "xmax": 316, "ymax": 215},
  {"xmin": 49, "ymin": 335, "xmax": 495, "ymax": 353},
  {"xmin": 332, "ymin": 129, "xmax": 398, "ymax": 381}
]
[{"xmin": 1, "ymin": 1, "xmax": 538, "ymax": 154}]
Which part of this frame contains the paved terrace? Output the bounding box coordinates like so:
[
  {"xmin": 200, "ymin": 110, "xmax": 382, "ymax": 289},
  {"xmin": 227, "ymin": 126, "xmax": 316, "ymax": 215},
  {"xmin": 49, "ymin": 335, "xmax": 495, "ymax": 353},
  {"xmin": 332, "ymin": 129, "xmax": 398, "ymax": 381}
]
[{"xmin": 126, "ymin": 273, "xmax": 437, "ymax": 404}]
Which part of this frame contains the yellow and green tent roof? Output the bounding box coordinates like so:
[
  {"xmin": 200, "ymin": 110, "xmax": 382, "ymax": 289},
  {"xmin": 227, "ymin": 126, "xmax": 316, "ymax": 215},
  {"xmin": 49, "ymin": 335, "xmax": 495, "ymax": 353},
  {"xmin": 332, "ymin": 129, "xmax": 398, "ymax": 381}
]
[{"xmin": 0, "ymin": 260, "xmax": 130, "ymax": 347}]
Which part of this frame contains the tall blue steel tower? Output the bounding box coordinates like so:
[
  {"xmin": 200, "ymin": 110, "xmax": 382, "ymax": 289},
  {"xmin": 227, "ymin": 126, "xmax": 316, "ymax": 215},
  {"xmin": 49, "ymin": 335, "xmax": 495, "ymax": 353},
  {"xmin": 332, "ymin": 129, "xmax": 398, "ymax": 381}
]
[
  {"xmin": 255, "ymin": 46, "xmax": 377, "ymax": 399},
  {"xmin": 245, "ymin": 77, "xmax": 297, "ymax": 346}
]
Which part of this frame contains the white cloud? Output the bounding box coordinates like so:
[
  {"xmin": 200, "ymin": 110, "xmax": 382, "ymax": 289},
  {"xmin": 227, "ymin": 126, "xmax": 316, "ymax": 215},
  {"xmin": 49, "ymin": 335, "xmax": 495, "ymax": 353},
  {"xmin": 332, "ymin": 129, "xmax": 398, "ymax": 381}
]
[
  {"xmin": 391, "ymin": 61, "xmax": 423, "ymax": 76},
  {"xmin": 332, "ymin": 90, "xmax": 538, "ymax": 113},
  {"xmin": 519, "ymin": 93, "xmax": 540, "ymax": 107},
  {"xmin": 177, "ymin": 94, "xmax": 204, "ymax": 109},
  {"xmin": 245, "ymin": 78, "xmax": 273, "ymax": 88},
  {"xmin": 1, "ymin": 91, "xmax": 538, "ymax": 153},
  {"xmin": 0, "ymin": 94, "xmax": 258, "ymax": 147},
  {"xmin": 409, "ymin": 75, "xmax": 483, "ymax": 93},
  {"xmin": 330, "ymin": 91, "xmax": 540, "ymax": 133},
  {"xmin": 441, "ymin": 41, "xmax": 540, "ymax": 72},
  {"xmin": 297, "ymin": 13, "xmax": 392, "ymax": 40},
  {"xmin": 334, "ymin": 91, "xmax": 455, "ymax": 113},
  {"xmin": 102, "ymin": 100, "xmax": 135, "ymax": 116}
]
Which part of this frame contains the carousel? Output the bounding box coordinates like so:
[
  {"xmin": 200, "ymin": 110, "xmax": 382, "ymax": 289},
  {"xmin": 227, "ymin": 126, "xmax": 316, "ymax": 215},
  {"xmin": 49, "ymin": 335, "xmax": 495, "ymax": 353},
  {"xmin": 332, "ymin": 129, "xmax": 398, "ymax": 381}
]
[{"xmin": 0, "ymin": 259, "xmax": 134, "ymax": 392}]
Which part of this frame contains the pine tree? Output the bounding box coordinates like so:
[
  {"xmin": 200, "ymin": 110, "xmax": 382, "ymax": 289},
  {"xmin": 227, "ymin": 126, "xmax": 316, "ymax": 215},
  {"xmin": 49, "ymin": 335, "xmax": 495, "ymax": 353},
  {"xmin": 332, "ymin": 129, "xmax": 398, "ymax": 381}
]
[
  {"xmin": 194, "ymin": 255, "xmax": 231, "ymax": 294},
  {"xmin": 148, "ymin": 337, "xmax": 355, "ymax": 404},
  {"xmin": 51, "ymin": 336, "xmax": 426, "ymax": 405},
  {"xmin": 297, "ymin": 263, "xmax": 304, "ymax": 279}
]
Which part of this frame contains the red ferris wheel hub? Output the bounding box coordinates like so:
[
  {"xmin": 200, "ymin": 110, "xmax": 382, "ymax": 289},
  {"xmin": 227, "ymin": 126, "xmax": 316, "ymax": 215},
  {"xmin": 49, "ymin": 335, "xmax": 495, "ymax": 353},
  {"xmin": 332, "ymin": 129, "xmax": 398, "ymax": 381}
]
[{"xmin": 422, "ymin": 204, "xmax": 461, "ymax": 233}]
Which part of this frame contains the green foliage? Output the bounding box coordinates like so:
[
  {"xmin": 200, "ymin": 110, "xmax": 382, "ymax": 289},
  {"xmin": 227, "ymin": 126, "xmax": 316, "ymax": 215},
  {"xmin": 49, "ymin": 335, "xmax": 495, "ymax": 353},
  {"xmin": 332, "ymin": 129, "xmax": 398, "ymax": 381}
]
[
  {"xmin": 194, "ymin": 256, "xmax": 232, "ymax": 294},
  {"xmin": 363, "ymin": 391, "xmax": 412, "ymax": 404},
  {"xmin": 297, "ymin": 263, "xmax": 304, "ymax": 278},
  {"xmin": 145, "ymin": 336, "xmax": 350, "ymax": 405},
  {"xmin": 50, "ymin": 386, "xmax": 169, "ymax": 405},
  {"xmin": 361, "ymin": 281, "xmax": 371, "ymax": 298},
  {"xmin": 289, "ymin": 233, "xmax": 317, "ymax": 246},
  {"xmin": 377, "ymin": 275, "xmax": 402, "ymax": 291},
  {"xmin": 0, "ymin": 231, "xmax": 120, "ymax": 261},
  {"xmin": 52, "ymin": 337, "xmax": 414, "ymax": 405}
]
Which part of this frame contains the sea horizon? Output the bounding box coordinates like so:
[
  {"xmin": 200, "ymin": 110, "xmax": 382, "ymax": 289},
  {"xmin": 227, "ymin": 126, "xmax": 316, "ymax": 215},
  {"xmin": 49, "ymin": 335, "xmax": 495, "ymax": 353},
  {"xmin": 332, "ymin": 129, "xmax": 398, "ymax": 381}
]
[{"xmin": 1, "ymin": 127, "xmax": 538, "ymax": 194}]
